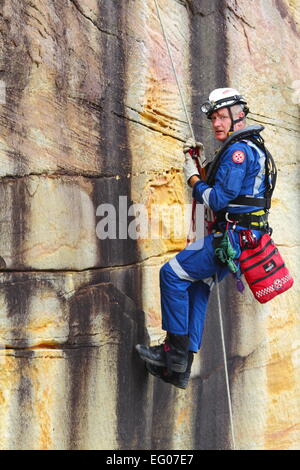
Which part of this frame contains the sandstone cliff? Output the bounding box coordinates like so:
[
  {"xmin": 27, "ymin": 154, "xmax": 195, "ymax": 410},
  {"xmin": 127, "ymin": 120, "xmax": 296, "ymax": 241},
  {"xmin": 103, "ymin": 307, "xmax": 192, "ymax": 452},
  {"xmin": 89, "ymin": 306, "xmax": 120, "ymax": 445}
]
[{"xmin": 0, "ymin": 0, "xmax": 299, "ymax": 450}]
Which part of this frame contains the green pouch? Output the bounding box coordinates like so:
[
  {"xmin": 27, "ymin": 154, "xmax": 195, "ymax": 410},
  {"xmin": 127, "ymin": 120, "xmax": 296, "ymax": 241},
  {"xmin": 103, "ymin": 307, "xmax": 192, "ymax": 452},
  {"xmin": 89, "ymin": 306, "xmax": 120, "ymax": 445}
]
[{"xmin": 213, "ymin": 230, "xmax": 238, "ymax": 273}]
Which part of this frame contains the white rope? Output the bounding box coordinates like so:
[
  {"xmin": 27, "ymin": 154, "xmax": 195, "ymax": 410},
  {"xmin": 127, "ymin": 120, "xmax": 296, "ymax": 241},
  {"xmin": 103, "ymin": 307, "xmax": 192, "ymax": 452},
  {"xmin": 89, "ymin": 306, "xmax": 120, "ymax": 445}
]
[
  {"xmin": 153, "ymin": 0, "xmax": 236, "ymax": 450},
  {"xmin": 215, "ymin": 274, "xmax": 236, "ymax": 450},
  {"xmin": 153, "ymin": 0, "xmax": 195, "ymax": 141}
]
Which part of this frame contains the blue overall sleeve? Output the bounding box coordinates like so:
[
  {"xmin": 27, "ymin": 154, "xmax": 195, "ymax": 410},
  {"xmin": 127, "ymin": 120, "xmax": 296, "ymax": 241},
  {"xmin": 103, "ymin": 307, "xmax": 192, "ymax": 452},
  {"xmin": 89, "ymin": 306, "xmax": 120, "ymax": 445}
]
[{"xmin": 192, "ymin": 142, "xmax": 249, "ymax": 213}]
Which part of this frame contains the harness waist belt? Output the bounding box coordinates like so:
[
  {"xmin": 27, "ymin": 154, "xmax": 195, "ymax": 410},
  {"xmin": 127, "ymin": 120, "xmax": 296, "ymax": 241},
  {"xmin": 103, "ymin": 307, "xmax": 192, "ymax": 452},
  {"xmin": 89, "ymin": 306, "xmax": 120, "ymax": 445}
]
[{"xmin": 216, "ymin": 210, "xmax": 268, "ymax": 228}]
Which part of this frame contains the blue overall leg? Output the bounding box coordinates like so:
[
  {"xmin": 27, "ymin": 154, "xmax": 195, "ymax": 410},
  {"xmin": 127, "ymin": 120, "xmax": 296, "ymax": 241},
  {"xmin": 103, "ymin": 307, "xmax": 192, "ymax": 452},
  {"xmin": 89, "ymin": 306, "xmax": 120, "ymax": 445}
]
[
  {"xmin": 187, "ymin": 281, "xmax": 211, "ymax": 352},
  {"xmin": 160, "ymin": 232, "xmax": 233, "ymax": 352}
]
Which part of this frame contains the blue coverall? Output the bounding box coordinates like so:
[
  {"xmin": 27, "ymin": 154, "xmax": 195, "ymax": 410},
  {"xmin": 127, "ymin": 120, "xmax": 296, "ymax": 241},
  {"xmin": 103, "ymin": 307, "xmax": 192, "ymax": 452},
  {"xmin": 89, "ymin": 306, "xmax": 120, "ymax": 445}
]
[{"xmin": 160, "ymin": 137, "xmax": 267, "ymax": 352}]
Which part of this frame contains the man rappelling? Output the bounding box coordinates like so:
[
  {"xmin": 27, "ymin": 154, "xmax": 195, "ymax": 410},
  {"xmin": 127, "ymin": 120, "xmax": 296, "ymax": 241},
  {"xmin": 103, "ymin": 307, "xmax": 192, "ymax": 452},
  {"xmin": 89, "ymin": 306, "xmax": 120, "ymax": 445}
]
[{"xmin": 136, "ymin": 87, "xmax": 278, "ymax": 389}]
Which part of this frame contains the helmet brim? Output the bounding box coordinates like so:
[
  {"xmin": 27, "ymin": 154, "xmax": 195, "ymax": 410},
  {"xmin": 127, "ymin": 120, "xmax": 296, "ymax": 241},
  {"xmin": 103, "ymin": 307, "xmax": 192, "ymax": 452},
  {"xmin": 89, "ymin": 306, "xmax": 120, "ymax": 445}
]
[{"xmin": 201, "ymin": 95, "xmax": 248, "ymax": 118}]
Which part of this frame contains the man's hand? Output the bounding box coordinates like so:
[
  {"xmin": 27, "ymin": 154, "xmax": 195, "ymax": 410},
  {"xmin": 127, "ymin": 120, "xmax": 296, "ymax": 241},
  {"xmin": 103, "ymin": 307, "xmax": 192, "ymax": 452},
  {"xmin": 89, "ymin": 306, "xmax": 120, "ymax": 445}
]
[
  {"xmin": 183, "ymin": 137, "xmax": 206, "ymax": 168},
  {"xmin": 183, "ymin": 137, "xmax": 205, "ymax": 186},
  {"xmin": 183, "ymin": 153, "xmax": 201, "ymax": 186}
]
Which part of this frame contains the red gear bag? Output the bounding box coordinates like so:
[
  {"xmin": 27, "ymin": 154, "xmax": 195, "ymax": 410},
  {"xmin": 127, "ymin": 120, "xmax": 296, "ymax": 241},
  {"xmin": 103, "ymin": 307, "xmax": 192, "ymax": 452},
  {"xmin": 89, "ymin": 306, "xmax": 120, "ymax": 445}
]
[{"xmin": 239, "ymin": 233, "xmax": 293, "ymax": 303}]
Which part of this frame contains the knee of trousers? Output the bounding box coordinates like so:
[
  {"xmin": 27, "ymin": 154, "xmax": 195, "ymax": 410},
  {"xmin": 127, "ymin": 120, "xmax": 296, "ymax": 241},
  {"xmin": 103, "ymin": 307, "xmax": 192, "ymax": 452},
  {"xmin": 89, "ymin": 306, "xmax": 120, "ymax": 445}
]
[{"xmin": 160, "ymin": 261, "xmax": 181, "ymax": 290}]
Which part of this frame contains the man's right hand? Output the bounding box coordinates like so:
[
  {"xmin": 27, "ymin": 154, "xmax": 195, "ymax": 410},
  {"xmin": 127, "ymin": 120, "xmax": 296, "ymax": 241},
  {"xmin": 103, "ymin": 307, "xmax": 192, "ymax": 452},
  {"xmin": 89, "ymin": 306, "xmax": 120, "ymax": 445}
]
[
  {"xmin": 183, "ymin": 137, "xmax": 206, "ymax": 168},
  {"xmin": 183, "ymin": 153, "xmax": 200, "ymax": 186}
]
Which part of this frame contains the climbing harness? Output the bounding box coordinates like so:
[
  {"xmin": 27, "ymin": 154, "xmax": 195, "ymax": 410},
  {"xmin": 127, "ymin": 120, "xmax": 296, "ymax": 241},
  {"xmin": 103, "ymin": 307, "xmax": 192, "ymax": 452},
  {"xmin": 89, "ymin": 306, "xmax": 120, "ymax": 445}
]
[
  {"xmin": 153, "ymin": 0, "xmax": 236, "ymax": 450},
  {"xmin": 216, "ymin": 209, "xmax": 270, "ymax": 231}
]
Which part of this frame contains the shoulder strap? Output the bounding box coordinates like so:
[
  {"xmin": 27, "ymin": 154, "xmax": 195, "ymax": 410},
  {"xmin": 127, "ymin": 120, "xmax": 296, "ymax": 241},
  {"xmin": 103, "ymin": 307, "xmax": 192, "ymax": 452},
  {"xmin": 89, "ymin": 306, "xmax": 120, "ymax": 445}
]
[
  {"xmin": 205, "ymin": 125, "xmax": 277, "ymax": 210},
  {"xmin": 230, "ymin": 134, "xmax": 277, "ymax": 209},
  {"xmin": 206, "ymin": 125, "xmax": 265, "ymax": 186}
]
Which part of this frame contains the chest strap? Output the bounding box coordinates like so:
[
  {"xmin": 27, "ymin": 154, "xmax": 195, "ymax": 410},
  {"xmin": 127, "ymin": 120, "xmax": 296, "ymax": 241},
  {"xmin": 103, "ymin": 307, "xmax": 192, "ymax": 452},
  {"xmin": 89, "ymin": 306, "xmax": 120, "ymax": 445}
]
[{"xmin": 230, "ymin": 195, "xmax": 271, "ymax": 209}]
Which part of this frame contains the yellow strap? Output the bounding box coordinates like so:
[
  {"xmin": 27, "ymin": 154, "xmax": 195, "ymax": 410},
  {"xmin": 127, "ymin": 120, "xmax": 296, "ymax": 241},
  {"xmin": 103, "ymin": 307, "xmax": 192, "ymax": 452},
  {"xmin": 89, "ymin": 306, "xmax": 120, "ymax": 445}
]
[
  {"xmin": 249, "ymin": 209, "xmax": 267, "ymax": 226},
  {"xmin": 251, "ymin": 209, "xmax": 266, "ymax": 217}
]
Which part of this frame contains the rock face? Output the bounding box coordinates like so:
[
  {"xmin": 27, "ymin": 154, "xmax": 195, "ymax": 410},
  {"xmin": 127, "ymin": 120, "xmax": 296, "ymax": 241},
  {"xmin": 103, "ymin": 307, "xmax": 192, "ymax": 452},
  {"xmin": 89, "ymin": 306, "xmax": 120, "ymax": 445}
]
[{"xmin": 0, "ymin": 0, "xmax": 299, "ymax": 450}]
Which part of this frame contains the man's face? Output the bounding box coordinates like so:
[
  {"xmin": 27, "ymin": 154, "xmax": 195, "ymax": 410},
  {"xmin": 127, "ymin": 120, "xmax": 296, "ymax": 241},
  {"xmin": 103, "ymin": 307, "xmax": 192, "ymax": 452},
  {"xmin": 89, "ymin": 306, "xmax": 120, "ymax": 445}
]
[{"xmin": 210, "ymin": 108, "xmax": 232, "ymax": 142}]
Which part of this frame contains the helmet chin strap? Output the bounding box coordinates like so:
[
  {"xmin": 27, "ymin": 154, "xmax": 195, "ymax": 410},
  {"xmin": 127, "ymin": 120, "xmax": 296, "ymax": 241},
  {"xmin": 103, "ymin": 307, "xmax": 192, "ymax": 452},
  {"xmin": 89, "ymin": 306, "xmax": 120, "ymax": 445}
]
[{"xmin": 228, "ymin": 107, "xmax": 245, "ymax": 133}]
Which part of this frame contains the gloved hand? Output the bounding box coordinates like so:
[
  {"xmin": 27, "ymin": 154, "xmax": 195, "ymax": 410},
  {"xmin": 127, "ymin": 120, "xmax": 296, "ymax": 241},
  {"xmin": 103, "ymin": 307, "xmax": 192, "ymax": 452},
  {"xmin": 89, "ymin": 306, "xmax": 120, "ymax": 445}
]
[
  {"xmin": 183, "ymin": 137, "xmax": 205, "ymax": 186},
  {"xmin": 183, "ymin": 153, "xmax": 200, "ymax": 185},
  {"xmin": 183, "ymin": 137, "xmax": 206, "ymax": 168}
]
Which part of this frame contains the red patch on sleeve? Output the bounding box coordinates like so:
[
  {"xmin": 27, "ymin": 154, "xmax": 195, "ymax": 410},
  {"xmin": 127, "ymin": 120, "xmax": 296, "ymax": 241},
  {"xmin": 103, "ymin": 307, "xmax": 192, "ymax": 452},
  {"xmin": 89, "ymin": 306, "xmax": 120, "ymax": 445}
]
[{"xmin": 232, "ymin": 150, "xmax": 245, "ymax": 164}]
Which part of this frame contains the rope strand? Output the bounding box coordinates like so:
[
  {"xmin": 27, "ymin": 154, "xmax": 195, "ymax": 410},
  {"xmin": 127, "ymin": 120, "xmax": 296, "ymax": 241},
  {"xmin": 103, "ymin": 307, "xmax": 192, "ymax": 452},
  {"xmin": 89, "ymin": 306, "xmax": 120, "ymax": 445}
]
[
  {"xmin": 153, "ymin": 0, "xmax": 195, "ymax": 141},
  {"xmin": 153, "ymin": 0, "xmax": 236, "ymax": 450},
  {"xmin": 215, "ymin": 274, "xmax": 236, "ymax": 450}
]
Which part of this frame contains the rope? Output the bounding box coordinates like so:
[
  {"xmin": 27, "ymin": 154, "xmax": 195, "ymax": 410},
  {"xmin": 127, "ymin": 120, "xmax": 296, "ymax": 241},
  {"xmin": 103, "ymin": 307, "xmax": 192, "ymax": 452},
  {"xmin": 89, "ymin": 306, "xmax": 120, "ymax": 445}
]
[
  {"xmin": 153, "ymin": 0, "xmax": 236, "ymax": 450},
  {"xmin": 215, "ymin": 274, "xmax": 236, "ymax": 450},
  {"xmin": 153, "ymin": 0, "xmax": 195, "ymax": 141}
]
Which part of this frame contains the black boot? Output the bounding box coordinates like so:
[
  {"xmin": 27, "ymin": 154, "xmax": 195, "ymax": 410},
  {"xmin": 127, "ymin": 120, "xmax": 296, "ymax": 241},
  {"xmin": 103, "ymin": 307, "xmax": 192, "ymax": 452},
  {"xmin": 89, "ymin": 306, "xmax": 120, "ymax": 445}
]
[
  {"xmin": 146, "ymin": 351, "xmax": 194, "ymax": 389},
  {"xmin": 136, "ymin": 333, "xmax": 189, "ymax": 373}
]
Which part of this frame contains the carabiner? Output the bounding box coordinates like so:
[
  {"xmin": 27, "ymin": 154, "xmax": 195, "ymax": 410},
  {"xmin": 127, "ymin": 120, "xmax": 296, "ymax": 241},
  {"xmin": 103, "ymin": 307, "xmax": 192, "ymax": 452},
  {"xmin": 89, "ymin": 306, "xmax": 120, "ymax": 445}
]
[
  {"xmin": 225, "ymin": 212, "xmax": 236, "ymax": 223},
  {"xmin": 225, "ymin": 212, "xmax": 237, "ymax": 230}
]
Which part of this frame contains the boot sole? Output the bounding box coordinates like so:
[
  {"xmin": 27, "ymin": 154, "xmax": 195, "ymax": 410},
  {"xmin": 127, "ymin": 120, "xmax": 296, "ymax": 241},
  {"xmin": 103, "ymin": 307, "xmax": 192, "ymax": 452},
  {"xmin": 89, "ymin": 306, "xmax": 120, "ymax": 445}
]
[
  {"xmin": 146, "ymin": 364, "xmax": 189, "ymax": 389},
  {"xmin": 135, "ymin": 344, "xmax": 187, "ymax": 373}
]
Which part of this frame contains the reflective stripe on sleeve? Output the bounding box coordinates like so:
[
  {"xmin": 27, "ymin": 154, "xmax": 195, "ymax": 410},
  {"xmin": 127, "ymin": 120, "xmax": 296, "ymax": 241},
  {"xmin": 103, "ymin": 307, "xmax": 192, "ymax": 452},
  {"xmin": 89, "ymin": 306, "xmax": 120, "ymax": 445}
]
[{"xmin": 202, "ymin": 187, "xmax": 212, "ymax": 207}]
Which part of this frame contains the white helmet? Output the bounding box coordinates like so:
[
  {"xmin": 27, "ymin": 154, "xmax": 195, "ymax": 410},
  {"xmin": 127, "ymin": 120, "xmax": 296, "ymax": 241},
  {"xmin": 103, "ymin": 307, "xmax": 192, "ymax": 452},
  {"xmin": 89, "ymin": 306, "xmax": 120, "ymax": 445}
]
[{"xmin": 201, "ymin": 87, "xmax": 249, "ymax": 119}]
